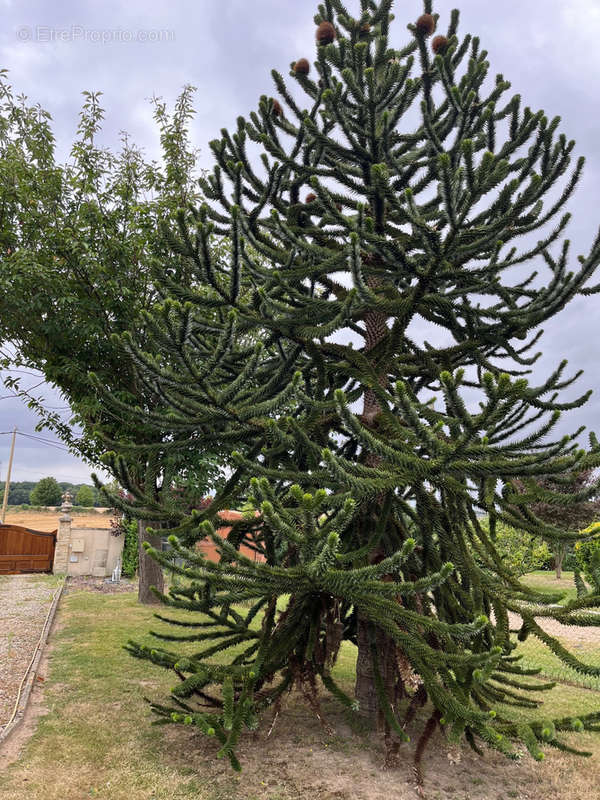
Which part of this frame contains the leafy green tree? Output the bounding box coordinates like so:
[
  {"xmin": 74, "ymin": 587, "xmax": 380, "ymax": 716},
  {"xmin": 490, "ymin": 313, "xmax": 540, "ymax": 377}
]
[
  {"xmin": 517, "ymin": 470, "xmax": 600, "ymax": 578},
  {"xmin": 110, "ymin": 512, "xmax": 139, "ymax": 577},
  {"xmin": 0, "ymin": 78, "xmax": 225, "ymax": 602},
  {"xmin": 74, "ymin": 485, "xmax": 95, "ymax": 507},
  {"xmin": 8, "ymin": 484, "xmax": 31, "ymax": 505},
  {"xmin": 30, "ymin": 476, "xmax": 62, "ymax": 506},
  {"xmin": 79, "ymin": 0, "xmax": 600, "ymax": 781},
  {"xmin": 574, "ymin": 528, "xmax": 600, "ymax": 589},
  {"xmin": 120, "ymin": 520, "xmax": 140, "ymax": 578},
  {"xmin": 478, "ymin": 518, "xmax": 550, "ymax": 577}
]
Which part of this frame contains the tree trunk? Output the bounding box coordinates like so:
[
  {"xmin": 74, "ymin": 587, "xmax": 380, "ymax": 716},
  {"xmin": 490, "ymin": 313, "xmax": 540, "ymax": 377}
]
[
  {"xmin": 353, "ymin": 274, "xmax": 398, "ymax": 728},
  {"xmin": 355, "ymin": 615, "xmax": 398, "ymax": 729},
  {"xmin": 137, "ymin": 520, "xmax": 164, "ymax": 604},
  {"xmin": 555, "ymin": 545, "xmax": 565, "ymax": 580}
]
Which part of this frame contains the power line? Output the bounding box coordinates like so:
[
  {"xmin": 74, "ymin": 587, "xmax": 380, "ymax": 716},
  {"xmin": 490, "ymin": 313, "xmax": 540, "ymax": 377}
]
[
  {"xmin": 1, "ymin": 369, "xmax": 45, "ymax": 378},
  {"xmin": 0, "ymin": 431, "xmax": 70, "ymax": 451},
  {"xmin": 18, "ymin": 431, "xmax": 70, "ymax": 447},
  {"xmin": 0, "ymin": 379, "xmax": 47, "ymax": 400},
  {"xmin": 17, "ymin": 433, "xmax": 70, "ymax": 453}
]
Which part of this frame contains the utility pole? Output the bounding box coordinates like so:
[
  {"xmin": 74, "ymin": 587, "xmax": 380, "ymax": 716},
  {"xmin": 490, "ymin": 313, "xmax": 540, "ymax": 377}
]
[{"xmin": 1, "ymin": 427, "xmax": 16, "ymax": 524}]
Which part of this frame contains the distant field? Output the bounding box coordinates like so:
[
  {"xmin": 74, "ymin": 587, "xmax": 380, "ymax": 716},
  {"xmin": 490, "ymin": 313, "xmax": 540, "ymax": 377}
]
[{"xmin": 2, "ymin": 508, "xmax": 114, "ymax": 531}]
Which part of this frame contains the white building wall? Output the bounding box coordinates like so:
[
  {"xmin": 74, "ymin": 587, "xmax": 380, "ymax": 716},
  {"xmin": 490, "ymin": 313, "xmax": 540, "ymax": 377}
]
[{"xmin": 66, "ymin": 526, "xmax": 124, "ymax": 577}]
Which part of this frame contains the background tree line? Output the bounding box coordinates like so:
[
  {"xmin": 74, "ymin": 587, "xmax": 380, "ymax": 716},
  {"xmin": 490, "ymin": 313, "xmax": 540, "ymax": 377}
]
[{"xmin": 0, "ymin": 477, "xmax": 101, "ymax": 507}]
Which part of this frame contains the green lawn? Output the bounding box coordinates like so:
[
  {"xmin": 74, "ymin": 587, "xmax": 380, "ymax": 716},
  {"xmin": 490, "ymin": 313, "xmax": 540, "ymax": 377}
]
[
  {"xmin": 521, "ymin": 570, "xmax": 579, "ymax": 605},
  {"xmin": 511, "ymin": 570, "xmax": 600, "ymax": 690},
  {"xmin": 0, "ymin": 589, "xmax": 361, "ymax": 800},
  {"xmin": 514, "ymin": 638, "xmax": 600, "ymax": 691}
]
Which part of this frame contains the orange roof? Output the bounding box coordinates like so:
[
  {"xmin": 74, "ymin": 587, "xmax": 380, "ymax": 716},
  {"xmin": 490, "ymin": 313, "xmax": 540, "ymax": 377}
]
[{"xmin": 217, "ymin": 510, "xmax": 244, "ymax": 522}]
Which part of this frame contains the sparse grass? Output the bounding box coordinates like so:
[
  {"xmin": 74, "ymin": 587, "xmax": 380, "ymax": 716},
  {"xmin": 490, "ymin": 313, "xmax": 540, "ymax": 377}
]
[
  {"xmin": 521, "ymin": 570, "xmax": 579, "ymax": 604},
  {"xmin": 0, "ymin": 573, "xmax": 63, "ymax": 591},
  {"xmin": 1, "ymin": 586, "xmax": 600, "ymax": 800}
]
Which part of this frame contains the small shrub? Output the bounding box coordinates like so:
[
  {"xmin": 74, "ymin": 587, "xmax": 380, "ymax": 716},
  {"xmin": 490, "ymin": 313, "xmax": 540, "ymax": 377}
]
[
  {"xmin": 479, "ymin": 518, "xmax": 551, "ymax": 576},
  {"xmin": 121, "ymin": 520, "xmax": 139, "ymax": 578},
  {"xmin": 574, "ymin": 535, "xmax": 600, "ymax": 587}
]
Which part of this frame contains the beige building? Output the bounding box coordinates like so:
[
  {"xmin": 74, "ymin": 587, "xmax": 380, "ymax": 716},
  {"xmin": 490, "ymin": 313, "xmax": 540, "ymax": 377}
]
[{"xmin": 52, "ymin": 493, "xmax": 124, "ymax": 577}]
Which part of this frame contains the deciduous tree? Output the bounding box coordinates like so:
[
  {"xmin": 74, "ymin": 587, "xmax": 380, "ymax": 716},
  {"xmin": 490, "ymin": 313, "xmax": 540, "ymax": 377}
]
[
  {"xmin": 0, "ymin": 79, "xmax": 223, "ymax": 601},
  {"xmin": 30, "ymin": 476, "xmax": 62, "ymax": 507},
  {"xmin": 74, "ymin": 485, "xmax": 95, "ymax": 507},
  {"xmin": 519, "ymin": 470, "xmax": 600, "ymax": 578}
]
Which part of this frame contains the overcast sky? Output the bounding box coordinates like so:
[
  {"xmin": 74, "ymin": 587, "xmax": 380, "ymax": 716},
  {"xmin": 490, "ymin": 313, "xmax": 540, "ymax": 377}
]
[{"xmin": 0, "ymin": 0, "xmax": 599, "ymax": 484}]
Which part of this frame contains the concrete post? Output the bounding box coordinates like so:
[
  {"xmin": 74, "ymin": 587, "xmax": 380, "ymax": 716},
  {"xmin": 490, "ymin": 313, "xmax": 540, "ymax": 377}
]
[{"xmin": 53, "ymin": 490, "xmax": 73, "ymax": 575}]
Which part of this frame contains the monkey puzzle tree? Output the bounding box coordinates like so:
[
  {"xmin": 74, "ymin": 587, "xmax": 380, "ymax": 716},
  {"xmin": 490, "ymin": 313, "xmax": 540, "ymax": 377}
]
[{"xmin": 104, "ymin": 0, "xmax": 600, "ymax": 779}]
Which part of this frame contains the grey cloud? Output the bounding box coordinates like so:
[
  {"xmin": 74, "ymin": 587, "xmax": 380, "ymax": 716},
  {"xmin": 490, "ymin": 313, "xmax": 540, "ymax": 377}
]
[{"xmin": 0, "ymin": 386, "xmax": 105, "ymax": 483}]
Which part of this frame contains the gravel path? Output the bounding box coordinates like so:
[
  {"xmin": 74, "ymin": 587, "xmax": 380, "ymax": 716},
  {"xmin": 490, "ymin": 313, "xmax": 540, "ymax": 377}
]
[
  {"xmin": 0, "ymin": 575, "xmax": 59, "ymax": 731},
  {"xmin": 508, "ymin": 610, "xmax": 600, "ymax": 646}
]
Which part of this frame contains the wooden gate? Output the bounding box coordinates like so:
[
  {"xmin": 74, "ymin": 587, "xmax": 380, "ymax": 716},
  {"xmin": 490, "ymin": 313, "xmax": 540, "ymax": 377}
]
[{"xmin": 0, "ymin": 524, "xmax": 56, "ymax": 574}]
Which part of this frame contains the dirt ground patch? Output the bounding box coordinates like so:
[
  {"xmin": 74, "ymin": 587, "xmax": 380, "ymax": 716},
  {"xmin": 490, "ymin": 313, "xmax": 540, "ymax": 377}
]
[
  {"xmin": 3, "ymin": 509, "xmax": 113, "ymax": 531},
  {"xmin": 167, "ymin": 703, "xmax": 600, "ymax": 800},
  {"xmin": 64, "ymin": 576, "xmax": 137, "ymax": 595}
]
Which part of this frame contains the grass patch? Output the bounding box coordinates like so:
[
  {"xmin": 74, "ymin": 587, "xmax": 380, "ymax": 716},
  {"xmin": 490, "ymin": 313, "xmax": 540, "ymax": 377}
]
[
  {"xmin": 513, "ymin": 571, "xmax": 600, "ymax": 689},
  {"xmin": 0, "ymin": 592, "xmax": 220, "ymax": 800},
  {"xmin": 521, "ymin": 570, "xmax": 579, "ymax": 605},
  {"xmin": 514, "ymin": 638, "xmax": 600, "ymax": 691},
  {"xmin": 0, "ymin": 574, "xmax": 63, "ymax": 590}
]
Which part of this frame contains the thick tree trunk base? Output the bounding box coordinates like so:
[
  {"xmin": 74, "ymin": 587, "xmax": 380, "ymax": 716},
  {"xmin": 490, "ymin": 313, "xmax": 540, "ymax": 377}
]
[
  {"xmin": 355, "ymin": 615, "xmax": 399, "ymax": 731},
  {"xmin": 137, "ymin": 520, "xmax": 164, "ymax": 605}
]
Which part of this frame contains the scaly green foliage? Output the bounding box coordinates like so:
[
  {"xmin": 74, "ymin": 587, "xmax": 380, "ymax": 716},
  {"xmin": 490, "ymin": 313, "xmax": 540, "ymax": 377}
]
[{"xmin": 100, "ymin": 0, "xmax": 600, "ymax": 780}]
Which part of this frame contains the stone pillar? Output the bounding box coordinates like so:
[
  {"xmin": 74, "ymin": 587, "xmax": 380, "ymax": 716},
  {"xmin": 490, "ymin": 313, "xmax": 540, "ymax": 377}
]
[{"xmin": 53, "ymin": 491, "xmax": 73, "ymax": 575}]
